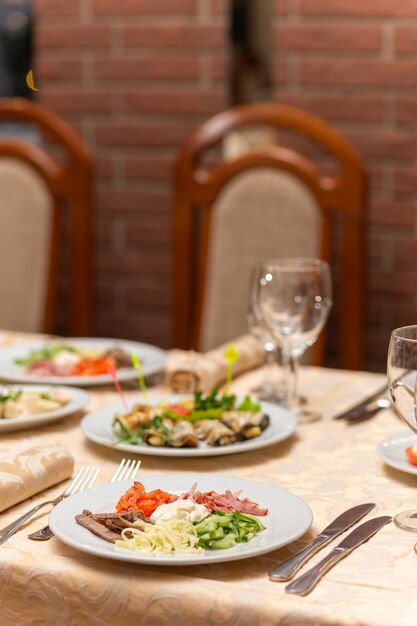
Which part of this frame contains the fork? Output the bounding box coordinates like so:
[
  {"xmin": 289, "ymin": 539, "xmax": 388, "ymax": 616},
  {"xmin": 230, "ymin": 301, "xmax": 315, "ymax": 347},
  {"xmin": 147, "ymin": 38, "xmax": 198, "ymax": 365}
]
[
  {"xmin": 28, "ymin": 458, "xmax": 141, "ymax": 541},
  {"xmin": 0, "ymin": 466, "xmax": 100, "ymax": 546}
]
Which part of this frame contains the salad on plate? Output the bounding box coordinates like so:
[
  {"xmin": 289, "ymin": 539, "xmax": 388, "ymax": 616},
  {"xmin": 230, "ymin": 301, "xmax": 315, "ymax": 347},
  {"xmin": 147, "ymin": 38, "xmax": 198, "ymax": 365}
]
[
  {"xmin": 112, "ymin": 389, "xmax": 270, "ymax": 449},
  {"xmin": 15, "ymin": 343, "xmax": 132, "ymax": 378},
  {"xmin": 75, "ymin": 481, "xmax": 267, "ymax": 556}
]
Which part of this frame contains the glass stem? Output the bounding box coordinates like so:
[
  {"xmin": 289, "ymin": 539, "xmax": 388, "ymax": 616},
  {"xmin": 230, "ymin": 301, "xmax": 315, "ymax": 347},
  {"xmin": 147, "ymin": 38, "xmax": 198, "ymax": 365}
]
[
  {"xmin": 280, "ymin": 346, "xmax": 299, "ymax": 408},
  {"xmin": 288, "ymin": 353, "xmax": 299, "ymax": 407},
  {"xmin": 263, "ymin": 346, "xmax": 277, "ymax": 388}
]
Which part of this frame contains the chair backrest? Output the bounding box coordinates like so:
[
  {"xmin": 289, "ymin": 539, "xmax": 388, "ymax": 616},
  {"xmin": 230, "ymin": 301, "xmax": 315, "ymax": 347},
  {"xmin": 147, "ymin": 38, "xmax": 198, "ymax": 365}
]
[
  {"xmin": 0, "ymin": 99, "xmax": 93, "ymax": 335},
  {"xmin": 173, "ymin": 104, "xmax": 366, "ymax": 369}
]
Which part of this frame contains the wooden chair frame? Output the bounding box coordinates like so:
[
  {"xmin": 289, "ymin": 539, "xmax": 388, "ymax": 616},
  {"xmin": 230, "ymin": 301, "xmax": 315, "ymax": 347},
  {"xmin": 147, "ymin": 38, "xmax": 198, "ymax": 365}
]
[
  {"xmin": 0, "ymin": 98, "xmax": 93, "ymax": 335},
  {"xmin": 173, "ymin": 103, "xmax": 366, "ymax": 369}
]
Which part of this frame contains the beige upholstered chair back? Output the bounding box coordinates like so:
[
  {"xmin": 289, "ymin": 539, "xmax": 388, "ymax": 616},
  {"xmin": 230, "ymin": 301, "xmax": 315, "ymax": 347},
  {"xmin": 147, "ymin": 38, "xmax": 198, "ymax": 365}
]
[
  {"xmin": 199, "ymin": 168, "xmax": 321, "ymax": 351},
  {"xmin": 173, "ymin": 104, "xmax": 366, "ymax": 369},
  {"xmin": 0, "ymin": 158, "xmax": 53, "ymax": 331},
  {"xmin": 0, "ymin": 98, "xmax": 93, "ymax": 335}
]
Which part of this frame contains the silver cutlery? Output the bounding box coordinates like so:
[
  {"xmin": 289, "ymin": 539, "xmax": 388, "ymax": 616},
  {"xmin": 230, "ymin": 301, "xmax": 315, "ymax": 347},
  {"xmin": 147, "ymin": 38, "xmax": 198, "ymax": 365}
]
[
  {"xmin": 333, "ymin": 383, "xmax": 389, "ymax": 420},
  {"xmin": 285, "ymin": 516, "xmax": 392, "ymax": 596},
  {"xmin": 0, "ymin": 466, "xmax": 100, "ymax": 546},
  {"xmin": 344, "ymin": 397, "xmax": 391, "ymax": 424},
  {"xmin": 269, "ymin": 502, "xmax": 375, "ymax": 582},
  {"xmin": 28, "ymin": 458, "xmax": 141, "ymax": 541}
]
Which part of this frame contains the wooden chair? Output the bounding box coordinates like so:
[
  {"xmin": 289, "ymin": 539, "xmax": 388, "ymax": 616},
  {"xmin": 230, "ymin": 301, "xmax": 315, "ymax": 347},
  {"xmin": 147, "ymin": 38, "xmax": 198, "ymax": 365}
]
[
  {"xmin": 0, "ymin": 98, "xmax": 93, "ymax": 335},
  {"xmin": 172, "ymin": 103, "xmax": 366, "ymax": 369}
]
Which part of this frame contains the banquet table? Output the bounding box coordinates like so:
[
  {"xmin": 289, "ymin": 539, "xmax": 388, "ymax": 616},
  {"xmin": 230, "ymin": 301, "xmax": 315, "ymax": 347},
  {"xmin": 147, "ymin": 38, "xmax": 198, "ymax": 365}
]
[{"xmin": 1, "ymin": 331, "xmax": 417, "ymax": 626}]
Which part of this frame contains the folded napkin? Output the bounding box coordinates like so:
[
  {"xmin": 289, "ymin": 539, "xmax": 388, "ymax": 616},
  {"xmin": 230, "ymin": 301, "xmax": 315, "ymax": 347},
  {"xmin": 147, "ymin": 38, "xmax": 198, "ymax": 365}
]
[
  {"xmin": 0, "ymin": 445, "xmax": 74, "ymax": 513},
  {"xmin": 168, "ymin": 334, "xmax": 264, "ymax": 393}
]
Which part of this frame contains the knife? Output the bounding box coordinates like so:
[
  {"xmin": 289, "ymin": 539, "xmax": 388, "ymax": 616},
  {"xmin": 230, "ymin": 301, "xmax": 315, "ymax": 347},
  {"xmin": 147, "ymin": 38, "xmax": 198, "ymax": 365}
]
[
  {"xmin": 285, "ymin": 515, "xmax": 392, "ymax": 596},
  {"xmin": 268, "ymin": 503, "xmax": 375, "ymax": 582},
  {"xmin": 333, "ymin": 383, "xmax": 389, "ymax": 420}
]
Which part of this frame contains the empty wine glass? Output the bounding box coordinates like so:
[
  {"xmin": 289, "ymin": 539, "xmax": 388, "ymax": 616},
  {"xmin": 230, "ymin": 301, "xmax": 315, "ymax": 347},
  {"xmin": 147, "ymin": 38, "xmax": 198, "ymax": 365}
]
[
  {"xmin": 387, "ymin": 326, "xmax": 417, "ymax": 531},
  {"xmin": 247, "ymin": 264, "xmax": 284, "ymax": 402},
  {"xmin": 256, "ymin": 258, "xmax": 332, "ymax": 408}
]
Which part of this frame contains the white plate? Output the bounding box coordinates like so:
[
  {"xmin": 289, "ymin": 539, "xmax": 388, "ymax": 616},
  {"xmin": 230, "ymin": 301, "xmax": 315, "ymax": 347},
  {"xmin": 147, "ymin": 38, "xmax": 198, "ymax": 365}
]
[
  {"xmin": 0, "ymin": 338, "xmax": 165, "ymax": 386},
  {"xmin": 377, "ymin": 430, "xmax": 417, "ymax": 475},
  {"xmin": 81, "ymin": 396, "xmax": 297, "ymax": 457},
  {"xmin": 0, "ymin": 385, "xmax": 90, "ymax": 433},
  {"xmin": 49, "ymin": 474, "xmax": 312, "ymax": 565}
]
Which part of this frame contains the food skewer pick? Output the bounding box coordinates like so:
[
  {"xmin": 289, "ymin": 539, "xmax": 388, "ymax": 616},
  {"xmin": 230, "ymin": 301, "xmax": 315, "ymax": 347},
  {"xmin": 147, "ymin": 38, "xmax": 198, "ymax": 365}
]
[
  {"xmin": 224, "ymin": 344, "xmax": 239, "ymax": 395},
  {"xmin": 131, "ymin": 352, "xmax": 149, "ymax": 405},
  {"xmin": 108, "ymin": 365, "xmax": 129, "ymax": 413}
]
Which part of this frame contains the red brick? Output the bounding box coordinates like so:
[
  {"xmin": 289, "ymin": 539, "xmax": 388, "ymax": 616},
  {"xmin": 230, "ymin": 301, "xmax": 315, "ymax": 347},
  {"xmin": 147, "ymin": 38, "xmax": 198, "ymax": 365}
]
[
  {"xmin": 393, "ymin": 237, "xmax": 417, "ymax": 263},
  {"xmin": 368, "ymin": 270, "xmax": 417, "ymax": 295},
  {"xmin": 126, "ymin": 222, "xmax": 170, "ymax": 245},
  {"xmin": 97, "ymin": 251, "xmax": 170, "ymax": 275},
  {"xmin": 395, "ymin": 28, "xmax": 417, "ymax": 53},
  {"xmin": 369, "ymin": 202, "xmax": 415, "ymax": 228},
  {"xmin": 37, "ymin": 58, "xmax": 83, "ymax": 81},
  {"xmin": 122, "ymin": 25, "xmax": 224, "ymax": 49},
  {"xmin": 395, "ymin": 99, "xmax": 417, "ymax": 124},
  {"xmin": 299, "ymin": 0, "xmax": 417, "ymax": 17},
  {"xmin": 210, "ymin": 0, "xmax": 226, "ymax": 15},
  {"xmin": 36, "ymin": 0, "xmax": 80, "ymax": 16},
  {"xmin": 95, "ymin": 57, "xmax": 199, "ymax": 81},
  {"xmin": 393, "ymin": 168, "xmax": 417, "ymax": 195},
  {"xmin": 93, "ymin": 0, "xmax": 196, "ymax": 15},
  {"xmin": 123, "ymin": 89, "xmax": 225, "ymax": 115},
  {"xmin": 276, "ymin": 25, "xmax": 381, "ymax": 52},
  {"xmin": 96, "ymin": 312, "xmax": 171, "ymax": 340},
  {"xmin": 346, "ymin": 131, "xmax": 416, "ymax": 160},
  {"xmin": 298, "ymin": 60, "xmax": 417, "ymax": 87},
  {"xmin": 277, "ymin": 95, "xmax": 384, "ymax": 123},
  {"xmin": 96, "ymin": 190, "xmax": 169, "ymax": 214},
  {"xmin": 95, "ymin": 122, "xmax": 194, "ymax": 147},
  {"xmin": 126, "ymin": 285, "xmax": 170, "ymax": 308},
  {"xmin": 274, "ymin": 0, "xmax": 288, "ymax": 15},
  {"xmin": 41, "ymin": 90, "xmax": 114, "ymax": 113},
  {"xmin": 124, "ymin": 156, "xmax": 175, "ymax": 180},
  {"xmin": 95, "ymin": 158, "xmax": 114, "ymax": 179},
  {"xmin": 37, "ymin": 26, "xmax": 111, "ymax": 49}
]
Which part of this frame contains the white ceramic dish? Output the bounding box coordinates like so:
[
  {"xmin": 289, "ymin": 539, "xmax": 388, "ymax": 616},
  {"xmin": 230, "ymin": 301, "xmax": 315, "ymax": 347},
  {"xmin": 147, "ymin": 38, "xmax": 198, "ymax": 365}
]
[
  {"xmin": 81, "ymin": 396, "xmax": 297, "ymax": 457},
  {"xmin": 377, "ymin": 430, "xmax": 417, "ymax": 475},
  {"xmin": 0, "ymin": 385, "xmax": 90, "ymax": 433},
  {"xmin": 0, "ymin": 338, "xmax": 165, "ymax": 386},
  {"xmin": 49, "ymin": 474, "xmax": 312, "ymax": 566}
]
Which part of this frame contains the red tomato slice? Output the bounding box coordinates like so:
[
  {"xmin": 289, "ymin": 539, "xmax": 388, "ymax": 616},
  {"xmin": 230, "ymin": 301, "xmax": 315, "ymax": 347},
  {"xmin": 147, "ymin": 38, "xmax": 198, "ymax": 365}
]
[
  {"xmin": 166, "ymin": 404, "xmax": 191, "ymax": 417},
  {"xmin": 406, "ymin": 445, "xmax": 417, "ymax": 466}
]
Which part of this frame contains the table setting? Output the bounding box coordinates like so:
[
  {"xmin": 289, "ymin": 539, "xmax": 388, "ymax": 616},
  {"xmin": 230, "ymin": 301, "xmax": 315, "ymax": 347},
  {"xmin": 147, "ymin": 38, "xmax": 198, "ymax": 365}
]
[{"xmin": 1, "ymin": 258, "xmax": 417, "ymax": 625}]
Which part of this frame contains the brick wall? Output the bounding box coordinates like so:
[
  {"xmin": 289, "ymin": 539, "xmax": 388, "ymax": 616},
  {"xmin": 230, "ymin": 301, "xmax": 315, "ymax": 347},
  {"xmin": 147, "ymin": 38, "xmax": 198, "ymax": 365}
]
[
  {"xmin": 36, "ymin": 0, "xmax": 417, "ymax": 370},
  {"xmin": 36, "ymin": 0, "xmax": 227, "ymax": 348},
  {"xmin": 274, "ymin": 0, "xmax": 417, "ymax": 370}
]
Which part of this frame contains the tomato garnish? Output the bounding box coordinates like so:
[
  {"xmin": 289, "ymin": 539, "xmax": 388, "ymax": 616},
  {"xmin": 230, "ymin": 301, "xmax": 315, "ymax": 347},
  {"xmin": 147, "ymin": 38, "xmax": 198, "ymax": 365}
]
[
  {"xmin": 72, "ymin": 357, "xmax": 115, "ymax": 376},
  {"xmin": 166, "ymin": 404, "xmax": 191, "ymax": 417},
  {"xmin": 116, "ymin": 481, "xmax": 176, "ymax": 516},
  {"xmin": 406, "ymin": 445, "xmax": 417, "ymax": 467}
]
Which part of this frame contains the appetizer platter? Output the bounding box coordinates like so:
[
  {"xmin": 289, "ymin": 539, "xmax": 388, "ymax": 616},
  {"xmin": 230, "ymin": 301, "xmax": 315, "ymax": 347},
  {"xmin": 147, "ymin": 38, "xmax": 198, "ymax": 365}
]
[
  {"xmin": 81, "ymin": 391, "xmax": 297, "ymax": 457},
  {"xmin": 49, "ymin": 475, "xmax": 313, "ymax": 565},
  {"xmin": 378, "ymin": 430, "xmax": 417, "ymax": 476},
  {"xmin": 0, "ymin": 338, "xmax": 165, "ymax": 386},
  {"xmin": 0, "ymin": 384, "xmax": 90, "ymax": 433}
]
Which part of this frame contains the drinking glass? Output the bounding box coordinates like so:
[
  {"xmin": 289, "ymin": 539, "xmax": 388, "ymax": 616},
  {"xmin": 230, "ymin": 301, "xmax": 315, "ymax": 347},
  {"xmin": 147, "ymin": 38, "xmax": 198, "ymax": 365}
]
[
  {"xmin": 387, "ymin": 326, "xmax": 417, "ymax": 531},
  {"xmin": 247, "ymin": 264, "xmax": 284, "ymax": 402},
  {"xmin": 256, "ymin": 258, "xmax": 332, "ymax": 408}
]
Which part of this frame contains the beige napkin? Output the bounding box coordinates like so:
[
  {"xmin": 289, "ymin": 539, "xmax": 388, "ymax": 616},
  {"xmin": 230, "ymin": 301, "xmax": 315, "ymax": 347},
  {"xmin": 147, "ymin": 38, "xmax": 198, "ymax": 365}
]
[
  {"xmin": 0, "ymin": 445, "xmax": 74, "ymax": 513},
  {"xmin": 168, "ymin": 334, "xmax": 264, "ymax": 393}
]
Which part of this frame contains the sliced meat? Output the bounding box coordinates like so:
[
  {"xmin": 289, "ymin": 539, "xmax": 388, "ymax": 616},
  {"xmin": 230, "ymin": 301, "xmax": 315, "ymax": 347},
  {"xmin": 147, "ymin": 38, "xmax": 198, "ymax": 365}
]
[
  {"xmin": 75, "ymin": 513, "xmax": 121, "ymax": 543},
  {"xmin": 75, "ymin": 509, "xmax": 146, "ymax": 542}
]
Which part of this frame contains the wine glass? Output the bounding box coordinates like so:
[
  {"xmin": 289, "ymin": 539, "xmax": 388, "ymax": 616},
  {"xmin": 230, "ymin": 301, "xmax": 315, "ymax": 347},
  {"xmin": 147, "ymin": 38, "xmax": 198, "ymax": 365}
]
[
  {"xmin": 247, "ymin": 264, "xmax": 284, "ymax": 402},
  {"xmin": 256, "ymin": 258, "xmax": 332, "ymax": 408},
  {"xmin": 387, "ymin": 325, "xmax": 417, "ymax": 531}
]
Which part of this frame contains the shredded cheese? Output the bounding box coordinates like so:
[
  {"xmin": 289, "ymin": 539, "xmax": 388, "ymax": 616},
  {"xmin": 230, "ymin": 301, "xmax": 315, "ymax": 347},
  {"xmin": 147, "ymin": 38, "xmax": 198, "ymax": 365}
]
[{"xmin": 115, "ymin": 517, "xmax": 204, "ymax": 555}]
